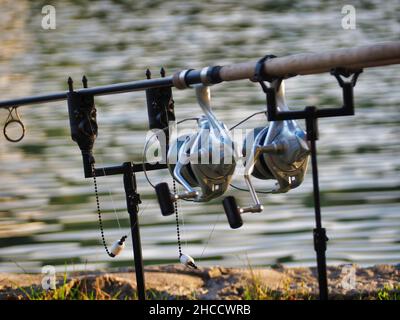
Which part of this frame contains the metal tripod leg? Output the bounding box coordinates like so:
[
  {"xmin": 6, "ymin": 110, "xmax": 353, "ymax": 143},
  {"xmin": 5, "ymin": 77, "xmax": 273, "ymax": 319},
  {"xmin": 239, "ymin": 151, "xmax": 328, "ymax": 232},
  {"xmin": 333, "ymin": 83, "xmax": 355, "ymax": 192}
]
[
  {"xmin": 306, "ymin": 108, "xmax": 329, "ymax": 300},
  {"xmin": 123, "ymin": 162, "xmax": 146, "ymax": 300}
]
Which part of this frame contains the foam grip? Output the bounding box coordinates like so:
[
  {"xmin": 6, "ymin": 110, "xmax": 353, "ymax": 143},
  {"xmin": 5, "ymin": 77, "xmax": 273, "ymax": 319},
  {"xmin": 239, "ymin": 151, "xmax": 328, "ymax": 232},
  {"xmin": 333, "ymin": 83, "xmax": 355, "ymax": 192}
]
[
  {"xmin": 223, "ymin": 196, "xmax": 243, "ymax": 229},
  {"xmin": 155, "ymin": 183, "xmax": 175, "ymax": 216}
]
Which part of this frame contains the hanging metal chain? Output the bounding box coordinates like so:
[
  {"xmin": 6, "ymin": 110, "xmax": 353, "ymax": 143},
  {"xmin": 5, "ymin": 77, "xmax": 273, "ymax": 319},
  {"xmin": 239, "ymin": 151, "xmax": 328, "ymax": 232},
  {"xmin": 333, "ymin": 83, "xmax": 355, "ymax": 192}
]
[
  {"xmin": 173, "ymin": 179, "xmax": 182, "ymax": 258},
  {"xmin": 91, "ymin": 163, "xmax": 114, "ymax": 257}
]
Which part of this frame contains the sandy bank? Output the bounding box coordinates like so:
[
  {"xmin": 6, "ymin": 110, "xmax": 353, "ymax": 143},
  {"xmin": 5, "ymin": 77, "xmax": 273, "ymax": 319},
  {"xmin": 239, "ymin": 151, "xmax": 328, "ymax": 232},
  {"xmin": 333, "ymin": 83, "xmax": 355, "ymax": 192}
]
[{"xmin": 0, "ymin": 264, "xmax": 398, "ymax": 300}]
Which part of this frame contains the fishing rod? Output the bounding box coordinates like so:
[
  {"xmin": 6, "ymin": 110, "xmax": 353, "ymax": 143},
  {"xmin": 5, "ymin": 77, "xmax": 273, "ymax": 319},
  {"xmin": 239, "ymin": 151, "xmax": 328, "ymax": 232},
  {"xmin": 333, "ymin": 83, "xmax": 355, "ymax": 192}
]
[
  {"xmin": 1, "ymin": 41, "xmax": 399, "ymax": 301},
  {"xmin": 0, "ymin": 41, "xmax": 399, "ymax": 109}
]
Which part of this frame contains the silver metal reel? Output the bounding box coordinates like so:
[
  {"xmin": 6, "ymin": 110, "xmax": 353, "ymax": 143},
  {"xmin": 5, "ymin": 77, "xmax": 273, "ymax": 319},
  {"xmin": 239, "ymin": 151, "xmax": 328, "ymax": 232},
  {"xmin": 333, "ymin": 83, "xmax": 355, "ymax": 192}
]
[
  {"xmin": 166, "ymin": 84, "xmax": 238, "ymax": 202},
  {"xmin": 224, "ymin": 79, "xmax": 310, "ymax": 227}
]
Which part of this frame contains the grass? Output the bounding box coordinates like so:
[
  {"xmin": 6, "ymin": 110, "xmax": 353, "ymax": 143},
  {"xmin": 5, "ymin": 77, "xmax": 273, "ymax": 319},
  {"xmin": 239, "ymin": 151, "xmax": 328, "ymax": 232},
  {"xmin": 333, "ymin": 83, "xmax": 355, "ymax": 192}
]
[
  {"xmin": 242, "ymin": 268, "xmax": 400, "ymax": 300},
  {"xmin": 9, "ymin": 277, "xmax": 400, "ymax": 300},
  {"xmin": 11, "ymin": 268, "xmax": 178, "ymax": 300},
  {"xmin": 15, "ymin": 280, "xmax": 178, "ymax": 300},
  {"xmin": 15, "ymin": 272, "xmax": 123, "ymax": 300},
  {"xmin": 243, "ymin": 272, "xmax": 400, "ymax": 300},
  {"xmin": 377, "ymin": 284, "xmax": 400, "ymax": 300},
  {"xmin": 242, "ymin": 265, "xmax": 313, "ymax": 300},
  {"xmin": 5, "ymin": 261, "xmax": 399, "ymax": 300},
  {"xmin": 14, "ymin": 278, "xmax": 400, "ymax": 300}
]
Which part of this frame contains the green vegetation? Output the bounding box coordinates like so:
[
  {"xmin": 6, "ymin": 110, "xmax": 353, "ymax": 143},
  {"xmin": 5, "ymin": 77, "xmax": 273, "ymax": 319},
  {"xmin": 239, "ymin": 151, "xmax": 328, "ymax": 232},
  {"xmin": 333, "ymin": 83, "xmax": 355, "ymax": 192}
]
[
  {"xmin": 242, "ymin": 264, "xmax": 313, "ymax": 300},
  {"xmin": 16, "ymin": 273, "xmax": 122, "ymax": 300},
  {"xmin": 377, "ymin": 284, "xmax": 400, "ymax": 300},
  {"xmin": 243, "ymin": 272, "xmax": 400, "ymax": 300},
  {"xmin": 7, "ymin": 270, "xmax": 400, "ymax": 300}
]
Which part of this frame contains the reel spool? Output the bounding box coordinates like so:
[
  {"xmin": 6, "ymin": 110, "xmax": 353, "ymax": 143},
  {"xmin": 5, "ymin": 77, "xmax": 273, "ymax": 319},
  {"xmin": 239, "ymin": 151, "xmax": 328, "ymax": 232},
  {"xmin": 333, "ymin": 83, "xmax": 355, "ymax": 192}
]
[
  {"xmin": 155, "ymin": 84, "xmax": 238, "ymax": 216},
  {"xmin": 223, "ymin": 79, "xmax": 310, "ymax": 228}
]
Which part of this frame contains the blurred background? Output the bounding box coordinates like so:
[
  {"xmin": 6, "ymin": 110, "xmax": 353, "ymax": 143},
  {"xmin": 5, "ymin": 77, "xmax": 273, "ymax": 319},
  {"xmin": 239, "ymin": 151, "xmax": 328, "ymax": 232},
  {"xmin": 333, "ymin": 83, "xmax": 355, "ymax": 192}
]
[{"xmin": 0, "ymin": 0, "xmax": 399, "ymax": 273}]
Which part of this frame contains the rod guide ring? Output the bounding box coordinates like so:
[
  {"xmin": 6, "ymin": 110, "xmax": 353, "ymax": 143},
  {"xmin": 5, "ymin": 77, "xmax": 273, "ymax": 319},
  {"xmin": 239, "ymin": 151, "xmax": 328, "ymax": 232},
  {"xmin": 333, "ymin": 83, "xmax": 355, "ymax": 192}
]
[{"xmin": 3, "ymin": 106, "xmax": 25, "ymax": 142}]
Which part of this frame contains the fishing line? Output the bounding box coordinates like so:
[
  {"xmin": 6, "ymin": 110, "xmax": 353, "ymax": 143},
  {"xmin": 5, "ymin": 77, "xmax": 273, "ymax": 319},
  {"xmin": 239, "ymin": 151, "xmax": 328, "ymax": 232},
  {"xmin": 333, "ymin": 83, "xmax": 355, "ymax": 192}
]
[
  {"xmin": 142, "ymin": 109, "xmax": 275, "ymax": 263},
  {"xmin": 86, "ymin": 114, "xmax": 127, "ymax": 258},
  {"xmin": 229, "ymin": 109, "xmax": 275, "ymax": 194},
  {"xmin": 195, "ymin": 111, "xmax": 269, "ymax": 259},
  {"xmin": 229, "ymin": 110, "xmax": 266, "ymax": 130},
  {"xmin": 123, "ymin": 200, "xmax": 151, "ymax": 240},
  {"xmin": 200, "ymin": 212, "xmax": 221, "ymax": 259},
  {"xmin": 87, "ymin": 117, "xmax": 123, "ymax": 228},
  {"xmin": 164, "ymin": 116, "xmax": 196, "ymax": 260},
  {"xmin": 141, "ymin": 117, "xmax": 199, "ymax": 189},
  {"xmin": 230, "ymin": 183, "xmax": 274, "ymax": 194}
]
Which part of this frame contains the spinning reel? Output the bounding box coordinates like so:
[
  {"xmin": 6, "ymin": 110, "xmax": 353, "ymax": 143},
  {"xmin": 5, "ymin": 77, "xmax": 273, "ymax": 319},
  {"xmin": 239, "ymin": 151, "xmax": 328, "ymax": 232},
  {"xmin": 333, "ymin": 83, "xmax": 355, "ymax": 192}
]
[
  {"xmin": 152, "ymin": 84, "xmax": 237, "ymax": 269},
  {"xmin": 149, "ymin": 70, "xmax": 310, "ymax": 267},
  {"xmin": 223, "ymin": 79, "xmax": 310, "ymax": 228},
  {"xmin": 155, "ymin": 84, "xmax": 238, "ymax": 216}
]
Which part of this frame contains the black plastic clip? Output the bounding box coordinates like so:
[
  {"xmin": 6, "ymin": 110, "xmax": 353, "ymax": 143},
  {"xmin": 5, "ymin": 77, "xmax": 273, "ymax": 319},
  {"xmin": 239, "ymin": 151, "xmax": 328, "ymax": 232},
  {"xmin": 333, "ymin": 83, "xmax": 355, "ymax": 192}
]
[
  {"xmin": 313, "ymin": 228, "xmax": 329, "ymax": 252},
  {"xmin": 330, "ymin": 67, "xmax": 363, "ymax": 88},
  {"xmin": 251, "ymin": 54, "xmax": 277, "ymax": 83},
  {"xmin": 130, "ymin": 193, "xmax": 142, "ymax": 206},
  {"xmin": 251, "ymin": 55, "xmax": 285, "ymax": 109}
]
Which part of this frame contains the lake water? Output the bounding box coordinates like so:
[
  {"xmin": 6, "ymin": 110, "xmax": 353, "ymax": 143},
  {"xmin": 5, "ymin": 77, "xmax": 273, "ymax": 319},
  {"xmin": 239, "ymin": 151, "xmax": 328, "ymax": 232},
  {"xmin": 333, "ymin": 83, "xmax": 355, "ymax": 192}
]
[{"xmin": 0, "ymin": 0, "xmax": 399, "ymax": 273}]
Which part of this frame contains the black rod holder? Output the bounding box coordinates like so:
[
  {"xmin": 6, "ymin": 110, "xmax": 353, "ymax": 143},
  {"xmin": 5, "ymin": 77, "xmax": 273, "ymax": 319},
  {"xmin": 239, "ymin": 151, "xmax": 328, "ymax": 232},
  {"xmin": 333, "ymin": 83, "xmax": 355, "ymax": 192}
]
[
  {"xmin": 264, "ymin": 68, "xmax": 362, "ymax": 300},
  {"xmin": 66, "ymin": 77, "xmax": 98, "ymax": 178},
  {"xmin": 66, "ymin": 77, "xmax": 149, "ymax": 300},
  {"xmin": 145, "ymin": 68, "xmax": 175, "ymax": 161},
  {"xmin": 65, "ymin": 72, "xmax": 175, "ymax": 301}
]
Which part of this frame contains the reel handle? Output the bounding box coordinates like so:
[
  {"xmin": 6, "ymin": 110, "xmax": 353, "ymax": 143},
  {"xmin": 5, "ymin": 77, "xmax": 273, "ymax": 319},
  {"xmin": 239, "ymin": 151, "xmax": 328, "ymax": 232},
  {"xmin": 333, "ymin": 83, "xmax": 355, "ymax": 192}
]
[
  {"xmin": 155, "ymin": 183, "xmax": 175, "ymax": 216},
  {"xmin": 223, "ymin": 196, "xmax": 243, "ymax": 229},
  {"xmin": 223, "ymin": 196, "xmax": 263, "ymax": 229},
  {"xmin": 155, "ymin": 182, "xmax": 198, "ymax": 216}
]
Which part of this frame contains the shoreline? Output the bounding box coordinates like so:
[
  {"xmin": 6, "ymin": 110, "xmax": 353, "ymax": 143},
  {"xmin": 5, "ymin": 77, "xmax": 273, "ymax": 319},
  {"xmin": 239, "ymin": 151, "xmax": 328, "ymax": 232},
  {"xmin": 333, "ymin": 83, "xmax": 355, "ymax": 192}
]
[{"xmin": 0, "ymin": 264, "xmax": 398, "ymax": 300}]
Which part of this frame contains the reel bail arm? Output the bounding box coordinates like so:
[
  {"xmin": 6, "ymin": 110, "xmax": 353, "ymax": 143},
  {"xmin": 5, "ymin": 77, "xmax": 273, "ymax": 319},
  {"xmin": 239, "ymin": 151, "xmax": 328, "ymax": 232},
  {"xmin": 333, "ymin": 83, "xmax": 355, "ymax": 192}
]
[{"xmin": 225, "ymin": 139, "xmax": 286, "ymax": 227}]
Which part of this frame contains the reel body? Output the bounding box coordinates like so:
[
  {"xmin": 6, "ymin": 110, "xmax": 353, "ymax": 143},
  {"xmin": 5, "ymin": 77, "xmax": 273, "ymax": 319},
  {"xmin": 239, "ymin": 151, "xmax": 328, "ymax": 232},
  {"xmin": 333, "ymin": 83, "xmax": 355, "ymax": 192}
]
[
  {"xmin": 224, "ymin": 80, "xmax": 310, "ymax": 228},
  {"xmin": 155, "ymin": 85, "xmax": 237, "ymax": 215},
  {"xmin": 243, "ymin": 119, "xmax": 309, "ymax": 193},
  {"xmin": 167, "ymin": 114, "xmax": 236, "ymax": 202}
]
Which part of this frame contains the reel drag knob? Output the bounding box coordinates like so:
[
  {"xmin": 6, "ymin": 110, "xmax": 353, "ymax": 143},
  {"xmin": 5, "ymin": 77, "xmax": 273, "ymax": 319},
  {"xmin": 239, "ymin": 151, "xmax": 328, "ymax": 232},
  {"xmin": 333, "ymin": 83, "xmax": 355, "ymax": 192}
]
[
  {"xmin": 155, "ymin": 182, "xmax": 175, "ymax": 216},
  {"xmin": 223, "ymin": 196, "xmax": 243, "ymax": 229}
]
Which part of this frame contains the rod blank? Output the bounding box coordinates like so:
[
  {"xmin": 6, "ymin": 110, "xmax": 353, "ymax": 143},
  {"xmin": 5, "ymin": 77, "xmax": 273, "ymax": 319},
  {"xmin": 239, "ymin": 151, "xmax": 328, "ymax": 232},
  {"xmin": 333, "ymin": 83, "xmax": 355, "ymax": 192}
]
[{"xmin": 0, "ymin": 41, "xmax": 399, "ymax": 109}]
